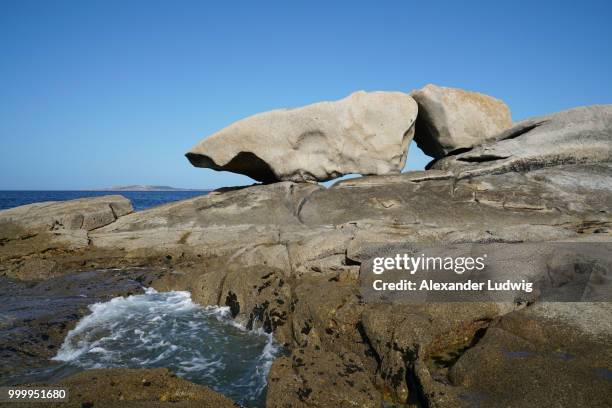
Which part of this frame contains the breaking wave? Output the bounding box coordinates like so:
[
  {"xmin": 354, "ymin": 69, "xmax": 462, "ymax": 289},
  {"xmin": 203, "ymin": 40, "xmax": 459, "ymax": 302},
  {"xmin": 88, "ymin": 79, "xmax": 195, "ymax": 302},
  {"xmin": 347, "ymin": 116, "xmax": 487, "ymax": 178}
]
[{"xmin": 53, "ymin": 288, "xmax": 278, "ymax": 407}]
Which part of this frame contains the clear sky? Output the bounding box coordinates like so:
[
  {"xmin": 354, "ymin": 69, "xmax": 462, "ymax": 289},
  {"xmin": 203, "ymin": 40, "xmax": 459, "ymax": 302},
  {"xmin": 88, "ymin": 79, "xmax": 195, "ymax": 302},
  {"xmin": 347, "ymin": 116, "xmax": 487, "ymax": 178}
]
[{"xmin": 1, "ymin": 0, "xmax": 610, "ymax": 190}]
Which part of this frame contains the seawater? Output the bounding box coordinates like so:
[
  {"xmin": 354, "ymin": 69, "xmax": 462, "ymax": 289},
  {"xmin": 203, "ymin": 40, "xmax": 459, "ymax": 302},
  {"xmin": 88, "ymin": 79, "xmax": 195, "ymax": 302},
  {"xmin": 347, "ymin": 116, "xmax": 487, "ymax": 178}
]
[
  {"xmin": 52, "ymin": 289, "xmax": 278, "ymax": 407},
  {"xmin": 0, "ymin": 191, "xmax": 209, "ymax": 211}
]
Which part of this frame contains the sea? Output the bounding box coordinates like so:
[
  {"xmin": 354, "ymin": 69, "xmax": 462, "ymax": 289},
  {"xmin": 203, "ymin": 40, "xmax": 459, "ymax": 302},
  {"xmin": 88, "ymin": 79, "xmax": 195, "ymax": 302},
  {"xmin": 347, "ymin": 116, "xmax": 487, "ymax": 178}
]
[
  {"xmin": 1, "ymin": 285, "xmax": 278, "ymax": 407},
  {"xmin": 50, "ymin": 289, "xmax": 278, "ymax": 407},
  {"xmin": 0, "ymin": 190, "xmax": 210, "ymax": 212}
]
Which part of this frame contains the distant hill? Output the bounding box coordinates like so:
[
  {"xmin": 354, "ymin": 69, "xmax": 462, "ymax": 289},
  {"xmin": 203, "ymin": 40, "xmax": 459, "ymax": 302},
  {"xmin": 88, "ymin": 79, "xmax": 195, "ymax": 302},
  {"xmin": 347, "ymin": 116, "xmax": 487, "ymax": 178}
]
[{"xmin": 96, "ymin": 185, "xmax": 210, "ymax": 192}]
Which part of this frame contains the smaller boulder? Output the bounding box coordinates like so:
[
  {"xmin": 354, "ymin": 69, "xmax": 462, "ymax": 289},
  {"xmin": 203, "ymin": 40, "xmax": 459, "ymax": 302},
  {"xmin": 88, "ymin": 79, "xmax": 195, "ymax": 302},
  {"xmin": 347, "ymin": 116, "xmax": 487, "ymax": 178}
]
[{"xmin": 411, "ymin": 84, "xmax": 512, "ymax": 158}]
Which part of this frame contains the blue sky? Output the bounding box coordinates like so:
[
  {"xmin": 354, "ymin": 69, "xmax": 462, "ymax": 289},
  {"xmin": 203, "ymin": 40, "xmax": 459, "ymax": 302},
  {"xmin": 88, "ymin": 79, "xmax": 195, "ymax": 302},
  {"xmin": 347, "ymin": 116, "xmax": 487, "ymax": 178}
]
[{"xmin": 1, "ymin": 0, "xmax": 610, "ymax": 190}]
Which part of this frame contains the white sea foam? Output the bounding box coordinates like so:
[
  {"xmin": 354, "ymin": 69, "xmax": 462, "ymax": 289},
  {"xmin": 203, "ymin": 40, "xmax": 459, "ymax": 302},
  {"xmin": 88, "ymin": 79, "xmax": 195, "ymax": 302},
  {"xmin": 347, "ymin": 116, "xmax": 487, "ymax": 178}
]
[{"xmin": 53, "ymin": 288, "xmax": 279, "ymax": 406}]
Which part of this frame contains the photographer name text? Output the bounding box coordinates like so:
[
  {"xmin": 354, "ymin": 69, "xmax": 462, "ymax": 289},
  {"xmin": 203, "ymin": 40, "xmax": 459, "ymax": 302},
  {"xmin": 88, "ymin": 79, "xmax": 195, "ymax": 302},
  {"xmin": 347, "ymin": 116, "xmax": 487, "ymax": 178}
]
[{"xmin": 371, "ymin": 254, "xmax": 533, "ymax": 293}]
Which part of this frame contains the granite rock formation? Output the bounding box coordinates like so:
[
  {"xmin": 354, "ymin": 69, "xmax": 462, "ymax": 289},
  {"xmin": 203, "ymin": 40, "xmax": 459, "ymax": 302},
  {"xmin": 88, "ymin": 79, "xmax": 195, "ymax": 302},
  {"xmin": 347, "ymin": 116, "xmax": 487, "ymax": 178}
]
[
  {"xmin": 2, "ymin": 104, "xmax": 611, "ymax": 407},
  {"xmin": 412, "ymin": 84, "xmax": 512, "ymax": 158},
  {"xmin": 430, "ymin": 104, "xmax": 612, "ymax": 178},
  {"xmin": 186, "ymin": 91, "xmax": 418, "ymax": 182},
  {"xmin": 0, "ymin": 195, "xmax": 132, "ymax": 279}
]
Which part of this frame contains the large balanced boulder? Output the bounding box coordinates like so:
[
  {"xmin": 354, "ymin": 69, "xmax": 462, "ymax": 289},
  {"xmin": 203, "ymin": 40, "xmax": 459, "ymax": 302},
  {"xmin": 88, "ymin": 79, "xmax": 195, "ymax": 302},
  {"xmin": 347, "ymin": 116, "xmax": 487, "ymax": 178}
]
[
  {"xmin": 411, "ymin": 84, "xmax": 512, "ymax": 158},
  {"xmin": 430, "ymin": 104, "xmax": 612, "ymax": 178},
  {"xmin": 186, "ymin": 91, "xmax": 418, "ymax": 182}
]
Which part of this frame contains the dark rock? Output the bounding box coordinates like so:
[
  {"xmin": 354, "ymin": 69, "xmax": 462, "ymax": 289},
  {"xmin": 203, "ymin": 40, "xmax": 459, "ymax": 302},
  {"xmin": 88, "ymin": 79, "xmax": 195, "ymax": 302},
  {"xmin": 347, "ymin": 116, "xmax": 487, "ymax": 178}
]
[
  {"xmin": 17, "ymin": 368, "xmax": 237, "ymax": 407},
  {"xmin": 266, "ymin": 348, "xmax": 381, "ymax": 408}
]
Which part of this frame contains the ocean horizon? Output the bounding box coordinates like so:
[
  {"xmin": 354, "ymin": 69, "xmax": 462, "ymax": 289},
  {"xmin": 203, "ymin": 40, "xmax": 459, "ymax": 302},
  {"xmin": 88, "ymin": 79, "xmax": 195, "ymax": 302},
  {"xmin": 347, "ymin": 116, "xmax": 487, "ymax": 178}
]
[{"xmin": 0, "ymin": 190, "xmax": 211, "ymax": 212}]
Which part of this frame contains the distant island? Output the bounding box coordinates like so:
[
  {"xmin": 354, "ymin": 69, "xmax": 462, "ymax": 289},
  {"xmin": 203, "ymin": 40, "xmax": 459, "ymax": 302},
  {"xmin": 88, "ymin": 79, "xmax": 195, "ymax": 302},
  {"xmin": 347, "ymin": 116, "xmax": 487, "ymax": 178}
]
[{"xmin": 94, "ymin": 185, "xmax": 210, "ymax": 192}]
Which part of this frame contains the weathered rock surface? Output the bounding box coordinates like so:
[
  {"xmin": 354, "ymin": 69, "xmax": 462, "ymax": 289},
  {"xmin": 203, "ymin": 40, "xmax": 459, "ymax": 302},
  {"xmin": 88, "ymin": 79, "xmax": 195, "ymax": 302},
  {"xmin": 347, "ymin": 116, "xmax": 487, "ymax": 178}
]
[
  {"xmin": 0, "ymin": 195, "xmax": 132, "ymax": 232},
  {"xmin": 411, "ymin": 84, "xmax": 512, "ymax": 158},
  {"xmin": 267, "ymin": 348, "xmax": 381, "ymax": 408},
  {"xmin": 301, "ymin": 164, "xmax": 612, "ymax": 230},
  {"xmin": 360, "ymin": 301, "xmax": 507, "ymax": 404},
  {"xmin": 431, "ymin": 104, "xmax": 612, "ymax": 178},
  {"xmin": 0, "ymin": 196, "xmax": 133, "ymax": 280},
  {"xmin": 18, "ymin": 368, "xmax": 237, "ymax": 407},
  {"xmin": 186, "ymin": 91, "xmax": 418, "ymax": 182},
  {"xmin": 438, "ymin": 303, "xmax": 612, "ymax": 407}
]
